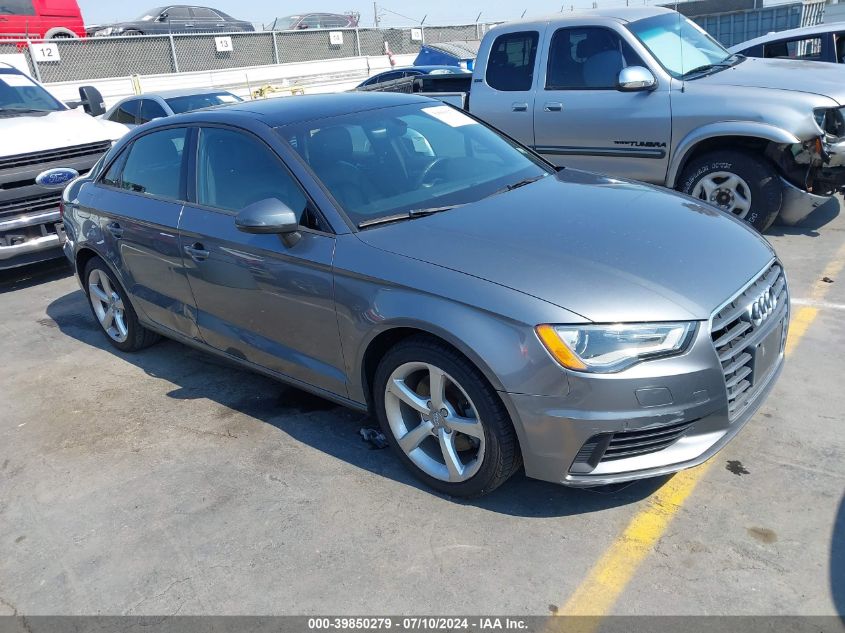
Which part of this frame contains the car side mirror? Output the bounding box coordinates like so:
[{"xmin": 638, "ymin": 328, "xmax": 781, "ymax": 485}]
[
  {"xmin": 78, "ymin": 85, "xmax": 106, "ymax": 117},
  {"xmin": 617, "ymin": 66, "xmax": 656, "ymax": 92},
  {"xmin": 235, "ymin": 198, "xmax": 301, "ymax": 247},
  {"xmin": 158, "ymin": 12, "xmax": 168, "ymax": 21}
]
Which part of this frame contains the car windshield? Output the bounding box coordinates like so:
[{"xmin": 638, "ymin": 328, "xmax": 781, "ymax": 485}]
[
  {"xmin": 165, "ymin": 92, "xmax": 243, "ymax": 113},
  {"xmin": 278, "ymin": 102, "xmax": 552, "ymax": 228},
  {"xmin": 136, "ymin": 8, "xmax": 165, "ymax": 21},
  {"xmin": 628, "ymin": 13, "xmax": 732, "ymax": 78},
  {"xmin": 0, "ymin": 71, "xmax": 64, "ymax": 114},
  {"xmin": 272, "ymin": 16, "xmax": 300, "ymax": 30}
]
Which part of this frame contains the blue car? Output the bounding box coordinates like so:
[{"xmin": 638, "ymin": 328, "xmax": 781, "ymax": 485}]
[{"xmin": 357, "ymin": 65, "xmax": 471, "ymax": 89}]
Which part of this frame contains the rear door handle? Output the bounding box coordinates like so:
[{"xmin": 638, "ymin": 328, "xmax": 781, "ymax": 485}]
[
  {"xmin": 544, "ymin": 102, "xmax": 563, "ymax": 112},
  {"xmin": 184, "ymin": 243, "xmax": 210, "ymax": 262},
  {"xmin": 106, "ymin": 222, "xmax": 123, "ymax": 238},
  {"xmin": 512, "ymin": 102, "xmax": 528, "ymax": 112}
]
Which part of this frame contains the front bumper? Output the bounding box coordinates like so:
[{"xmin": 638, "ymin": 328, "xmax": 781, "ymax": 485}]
[
  {"xmin": 504, "ymin": 262, "xmax": 788, "ymax": 487},
  {"xmin": 777, "ymin": 177, "xmax": 830, "ymax": 226},
  {"xmin": 0, "ymin": 210, "xmax": 66, "ymax": 270}
]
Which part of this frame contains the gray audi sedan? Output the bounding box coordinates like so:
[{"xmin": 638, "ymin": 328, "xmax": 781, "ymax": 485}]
[{"xmin": 61, "ymin": 93, "xmax": 788, "ymax": 497}]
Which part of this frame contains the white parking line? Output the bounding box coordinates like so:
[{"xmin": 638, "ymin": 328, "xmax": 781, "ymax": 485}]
[{"xmin": 791, "ymin": 297, "xmax": 845, "ymax": 311}]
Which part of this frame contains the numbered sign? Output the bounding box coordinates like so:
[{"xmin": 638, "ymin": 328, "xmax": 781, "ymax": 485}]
[
  {"xmin": 329, "ymin": 31, "xmax": 343, "ymax": 46},
  {"xmin": 31, "ymin": 43, "xmax": 60, "ymax": 62},
  {"xmin": 215, "ymin": 36, "xmax": 233, "ymax": 53},
  {"xmin": 411, "ymin": 28, "xmax": 423, "ymax": 42}
]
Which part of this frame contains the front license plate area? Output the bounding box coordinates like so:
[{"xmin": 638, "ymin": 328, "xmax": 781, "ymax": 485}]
[{"xmin": 751, "ymin": 321, "xmax": 784, "ymax": 386}]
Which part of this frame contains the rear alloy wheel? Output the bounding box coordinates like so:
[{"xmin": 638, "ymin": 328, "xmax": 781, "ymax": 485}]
[
  {"xmin": 84, "ymin": 257, "xmax": 159, "ymax": 352},
  {"xmin": 373, "ymin": 336, "xmax": 520, "ymax": 497},
  {"xmin": 679, "ymin": 150, "xmax": 782, "ymax": 232}
]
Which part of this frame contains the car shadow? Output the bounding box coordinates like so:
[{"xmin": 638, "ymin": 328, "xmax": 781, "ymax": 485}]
[
  {"xmin": 832, "ymin": 493, "xmax": 845, "ymax": 618},
  {"xmin": 46, "ymin": 288, "xmax": 666, "ymax": 518},
  {"xmin": 768, "ymin": 195, "xmax": 841, "ymax": 238},
  {"xmin": 0, "ymin": 259, "xmax": 72, "ymax": 294}
]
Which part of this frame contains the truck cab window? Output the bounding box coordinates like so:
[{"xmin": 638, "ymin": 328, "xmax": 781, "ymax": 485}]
[
  {"xmin": 547, "ymin": 27, "xmax": 645, "ymax": 89},
  {"xmin": 486, "ymin": 31, "xmax": 539, "ymax": 91}
]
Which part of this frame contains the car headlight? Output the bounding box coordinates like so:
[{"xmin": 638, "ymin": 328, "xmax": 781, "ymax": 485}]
[
  {"xmin": 814, "ymin": 107, "xmax": 845, "ymax": 138},
  {"xmin": 94, "ymin": 27, "xmax": 115, "ymax": 36},
  {"xmin": 536, "ymin": 322, "xmax": 695, "ymax": 373}
]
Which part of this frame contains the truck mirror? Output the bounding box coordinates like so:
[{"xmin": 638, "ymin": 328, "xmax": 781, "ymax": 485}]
[
  {"xmin": 78, "ymin": 85, "xmax": 106, "ymax": 117},
  {"xmin": 617, "ymin": 66, "xmax": 656, "ymax": 92}
]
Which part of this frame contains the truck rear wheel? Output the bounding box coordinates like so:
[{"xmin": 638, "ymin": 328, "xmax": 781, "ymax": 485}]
[{"xmin": 678, "ymin": 150, "xmax": 782, "ymax": 232}]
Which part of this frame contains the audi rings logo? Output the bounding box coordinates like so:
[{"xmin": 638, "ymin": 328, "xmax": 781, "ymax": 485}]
[{"xmin": 744, "ymin": 288, "xmax": 778, "ymax": 327}]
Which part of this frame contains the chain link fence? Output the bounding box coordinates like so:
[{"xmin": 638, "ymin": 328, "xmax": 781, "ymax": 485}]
[{"xmin": 1, "ymin": 24, "xmax": 496, "ymax": 84}]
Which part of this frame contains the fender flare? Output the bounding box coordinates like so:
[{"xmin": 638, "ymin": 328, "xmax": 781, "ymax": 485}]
[{"xmin": 666, "ymin": 122, "xmax": 802, "ymax": 188}]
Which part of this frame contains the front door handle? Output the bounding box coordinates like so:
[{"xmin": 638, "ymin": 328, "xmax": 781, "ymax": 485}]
[
  {"xmin": 544, "ymin": 102, "xmax": 563, "ymax": 112},
  {"xmin": 512, "ymin": 102, "xmax": 528, "ymax": 112},
  {"xmin": 184, "ymin": 243, "xmax": 210, "ymax": 261},
  {"xmin": 106, "ymin": 222, "xmax": 123, "ymax": 238}
]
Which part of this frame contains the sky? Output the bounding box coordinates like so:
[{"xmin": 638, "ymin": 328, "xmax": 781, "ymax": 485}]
[
  {"xmin": 77, "ymin": 0, "xmax": 799, "ymax": 29},
  {"xmin": 77, "ymin": 0, "xmax": 665, "ymax": 28}
]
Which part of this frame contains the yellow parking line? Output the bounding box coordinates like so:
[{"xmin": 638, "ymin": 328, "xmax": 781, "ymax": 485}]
[{"xmin": 555, "ymin": 241, "xmax": 845, "ymax": 623}]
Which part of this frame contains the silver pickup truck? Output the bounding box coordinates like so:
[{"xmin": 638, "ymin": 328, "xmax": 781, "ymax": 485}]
[{"xmin": 362, "ymin": 7, "xmax": 845, "ymax": 231}]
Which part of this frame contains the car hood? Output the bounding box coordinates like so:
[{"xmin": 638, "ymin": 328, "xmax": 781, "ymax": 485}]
[
  {"xmin": 697, "ymin": 56, "xmax": 845, "ymax": 104},
  {"xmin": 356, "ymin": 171, "xmax": 775, "ymax": 323},
  {"xmin": 0, "ymin": 108, "xmax": 127, "ymax": 155}
]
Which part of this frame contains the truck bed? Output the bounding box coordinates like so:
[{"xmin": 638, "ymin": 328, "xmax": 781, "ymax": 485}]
[{"xmin": 355, "ymin": 74, "xmax": 473, "ymax": 108}]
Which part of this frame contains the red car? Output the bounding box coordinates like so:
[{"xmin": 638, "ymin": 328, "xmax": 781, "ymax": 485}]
[{"xmin": 0, "ymin": 0, "xmax": 85, "ymax": 39}]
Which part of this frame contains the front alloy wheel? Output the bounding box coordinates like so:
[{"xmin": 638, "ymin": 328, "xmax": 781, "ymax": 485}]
[
  {"xmin": 373, "ymin": 335, "xmax": 521, "ymax": 497},
  {"xmin": 385, "ymin": 362, "xmax": 486, "ymax": 483}
]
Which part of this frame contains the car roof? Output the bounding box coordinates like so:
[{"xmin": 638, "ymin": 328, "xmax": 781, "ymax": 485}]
[
  {"xmin": 500, "ymin": 5, "xmax": 673, "ymax": 29},
  {"xmin": 167, "ymin": 92, "xmax": 430, "ymax": 127},
  {"xmin": 730, "ymin": 22, "xmax": 845, "ymax": 50},
  {"xmin": 127, "ymin": 87, "xmax": 233, "ymax": 99}
]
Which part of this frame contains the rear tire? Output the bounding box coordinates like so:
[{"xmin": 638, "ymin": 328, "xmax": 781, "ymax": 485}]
[
  {"xmin": 83, "ymin": 257, "xmax": 159, "ymax": 352},
  {"xmin": 678, "ymin": 149, "xmax": 782, "ymax": 232},
  {"xmin": 373, "ymin": 335, "xmax": 521, "ymax": 497}
]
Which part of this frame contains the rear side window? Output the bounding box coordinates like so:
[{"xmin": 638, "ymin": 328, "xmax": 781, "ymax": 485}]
[
  {"xmin": 191, "ymin": 7, "xmax": 220, "ymax": 19},
  {"xmin": 764, "ymin": 36, "xmax": 823, "ymax": 60},
  {"xmin": 486, "ymin": 31, "xmax": 539, "ymax": 91},
  {"xmin": 546, "ymin": 27, "xmax": 646, "ymax": 89},
  {"xmin": 196, "ymin": 127, "xmax": 308, "ymax": 219},
  {"xmin": 0, "ymin": 0, "xmax": 35, "ymax": 15},
  {"xmin": 110, "ymin": 99, "xmax": 140, "ymax": 125},
  {"xmin": 109, "ymin": 128, "xmax": 188, "ymax": 200},
  {"xmin": 139, "ymin": 99, "xmax": 167, "ymax": 124}
]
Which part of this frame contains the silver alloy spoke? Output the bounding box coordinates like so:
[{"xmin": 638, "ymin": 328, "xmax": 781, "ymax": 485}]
[
  {"xmin": 89, "ymin": 284, "xmax": 109, "ymax": 304},
  {"xmin": 445, "ymin": 415, "xmax": 485, "ymax": 440},
  {"xmin": 438, "ymin": 429, "xmax": 464, "ymax": 481},
  {"xmin": 114, "ymin": 312, "xmax": 128, "ymax": 338},
  {"xmin": 426, "ymin": 364, "xmax": 447, "ymax": 410},
  {"xmin": 99, "ymin": 271, "xmax": 113, "ymax": 297},
  {"xmin": 388, "ymin": 379, "xmax": 429, "ymax": 414},
  {"xmin": 398, "ymin": 420, "xmax": 434, "ymax": 452},
  {"xmin": 102, "ymin": 307, "xmax": 114, "ymax": 330}
]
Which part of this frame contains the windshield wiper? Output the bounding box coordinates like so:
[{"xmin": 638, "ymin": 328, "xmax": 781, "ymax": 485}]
[
  {"xmin": 0, "ymin": 107, "xmax": 51, "ymax": 115},
  {"xmin": 681, "ymin": 55, "xmax": 741, "ymax": 79},
  {"xmin": 491, "ymin": 174, "xmax": 547, "ymax": 197},
  {"xmin": 357, "ymin": 205, "xmax": 459, "ymax": 229}
]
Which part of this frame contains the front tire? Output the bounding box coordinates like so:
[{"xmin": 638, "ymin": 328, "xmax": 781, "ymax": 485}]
[
  {"xmin": 678, "ymin": 149, "xmax": 782, "ymax": 232},
  {"xmin": 373, "ymin": 335, "xmax": 521, "ymax": 497},
  {"xmin": 84, "ymin": 257, "xmax": 159, "ymax": 352}
]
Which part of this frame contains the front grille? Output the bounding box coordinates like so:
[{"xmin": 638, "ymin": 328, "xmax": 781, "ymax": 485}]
[
  {"xmin": 569, "ymin": 420, "xmax": 696, "ymax": 473},
  {"xmin": 0, "ymin": 141, "xmax": 111, "ymax": 171},
  {"xmin": 710, "ymin": 262, "xmax": 788, "ymax": 419},
  {"xmin": 0, "ymin": 192, "xmax": 62, "ymax": 220}
]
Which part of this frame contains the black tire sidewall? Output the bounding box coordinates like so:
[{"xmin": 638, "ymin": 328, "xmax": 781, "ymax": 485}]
[
  {"xmin": 679, "ymin": 150, "xmax": 782, "ymax": 232},
  {"xmin": 373, "ymin": 339, "xmax": 515, "ymax": 498},
  {"xmin": 83, "ymin": 257, "xmax": 146, "ymax": 352}
]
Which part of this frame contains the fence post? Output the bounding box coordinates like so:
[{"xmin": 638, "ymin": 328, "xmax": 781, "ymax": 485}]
[
  {"xmin": 355, "ymin": 28, "xmax": 361, "ymax": 57},
  {"xmin": 476, "ymin": 23, "xmax": 481, "ymax": 39},
  {"xmin": 272, "ymin": 31, "xmax": 280, "ymax": 64},
  {"xmin": 26, "ymin": 39, "xmax": 43, "ymax": 82},
  {"xmin": 168, "ymin": 34, "xmax": 180, "ymax": 73}
]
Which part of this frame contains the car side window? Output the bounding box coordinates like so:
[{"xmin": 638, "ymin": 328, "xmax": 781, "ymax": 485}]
[
  {"xmin": 139, "ymin": 99, "xmax": 167, "ymax": 124},
  {"xmin": 546, "ymin": 27, "xmax": 646, "ymax": 90},
  {"xmin": 486, "ymin": 31, "xmax": 539, "ymax": 91},
  {"xmin": 764, "ymin": 36, "xmax": 823, "ymax": 60},
  {"xmin": 164, "ymin": 6, "xmax": 191, "ymax": 19},
  {"xmin": 107, "ymin": 128, "xmax": 188, "ymax": 199},
  {"xmin": 196, "ymin": 127, "xmax": 319, "ymax": 229},
  {"xmin": 191, "ymin": 7, "xmax": 219, "ymax": 19},
  {"xmin": 3, "ymin": 0, "xmax": 35, "ymax": 15},
  {"xmin": 110, "ymin": 99, "xmax": 140, "ymax": 125}
]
